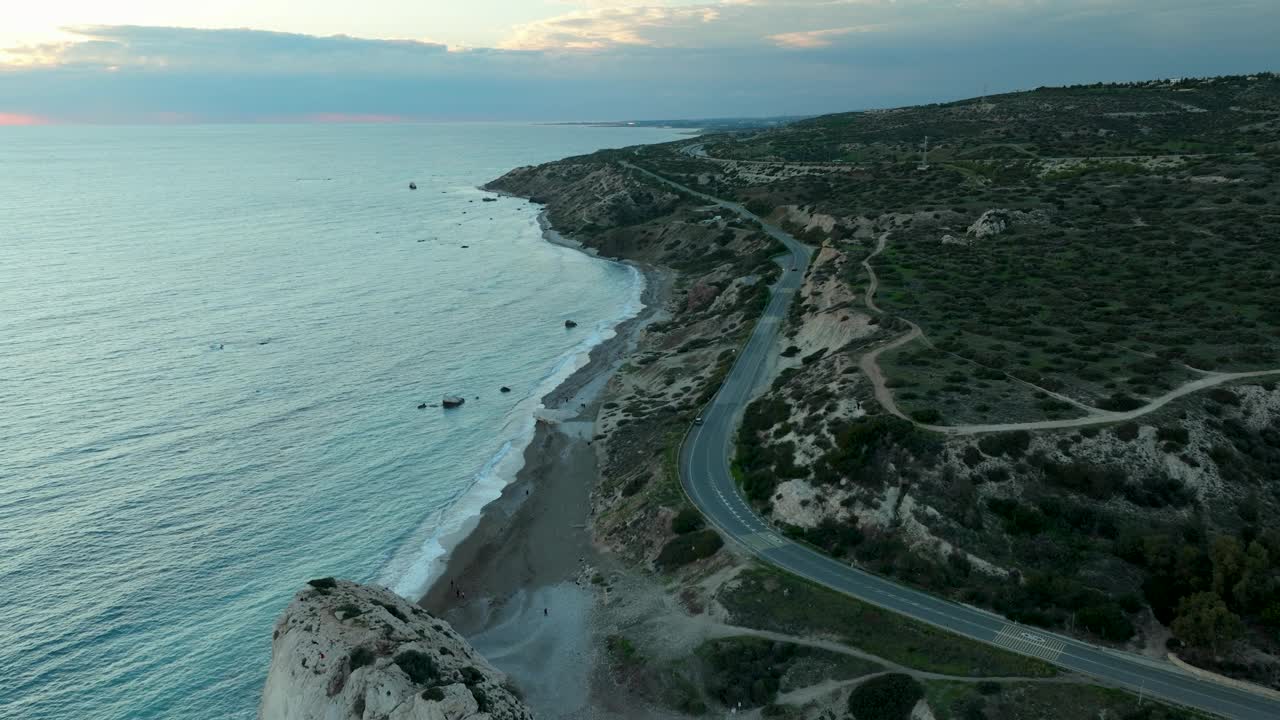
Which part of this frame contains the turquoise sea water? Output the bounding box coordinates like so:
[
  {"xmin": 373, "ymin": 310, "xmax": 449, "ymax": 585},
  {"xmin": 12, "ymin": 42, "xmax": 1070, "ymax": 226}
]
[{"xmin": 0, "ymin": 123, "xmax": 684, "ymax": 719}]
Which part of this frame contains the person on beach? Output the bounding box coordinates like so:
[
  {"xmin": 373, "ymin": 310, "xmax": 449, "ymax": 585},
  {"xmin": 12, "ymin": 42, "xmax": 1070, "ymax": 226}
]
[{"xmin": 544, "ymin": 608, "xmax": 548, "ymax": 616}]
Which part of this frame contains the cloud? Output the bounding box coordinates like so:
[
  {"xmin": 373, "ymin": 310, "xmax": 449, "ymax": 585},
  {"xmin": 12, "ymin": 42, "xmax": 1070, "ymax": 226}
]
[
  {"xmin": 500, "ymin": 6, "xmax": 722, "ymax": 50},
  {"xmin": 0, "ymin": 1, "xmax": 1276, "ymax": 124},
  {"xmin": 3, "ymin": 25, "xmax": 450, "ymax": 73},
  {"xmin": 0, "ymin": 111, "xmax": 49, "ymax": 126},
  {"xmin": 768, "ymin": 25, "xmax": 885, "ymax": 49}
]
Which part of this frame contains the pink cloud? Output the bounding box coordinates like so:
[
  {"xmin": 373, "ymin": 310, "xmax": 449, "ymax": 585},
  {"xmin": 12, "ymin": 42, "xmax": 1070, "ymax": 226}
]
[{"xmin": 0, "ymin": 112, "xmax": 49, "ymax": 126}]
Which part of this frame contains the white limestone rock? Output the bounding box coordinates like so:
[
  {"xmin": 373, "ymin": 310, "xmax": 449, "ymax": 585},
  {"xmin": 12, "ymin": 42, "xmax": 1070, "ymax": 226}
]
[
  {"xmin": 966, "ymin": 208, "xmax": 1049, "ymax": 240},
  {"xmin": 259, "ymin": 579, "xmax": 531, "ymax": 720}
]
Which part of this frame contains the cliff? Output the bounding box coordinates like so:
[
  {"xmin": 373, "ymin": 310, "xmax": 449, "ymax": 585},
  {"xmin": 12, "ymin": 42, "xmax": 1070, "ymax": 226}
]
[{"xmin": 259, "ymin": 578, "xmax": 531, "ymax": 720}]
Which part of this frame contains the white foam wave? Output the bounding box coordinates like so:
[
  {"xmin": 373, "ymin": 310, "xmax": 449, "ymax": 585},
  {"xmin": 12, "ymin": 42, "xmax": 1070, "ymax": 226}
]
[{"xmin": 381, "ymin": 243, "xmax": 646, "ymax": 600}]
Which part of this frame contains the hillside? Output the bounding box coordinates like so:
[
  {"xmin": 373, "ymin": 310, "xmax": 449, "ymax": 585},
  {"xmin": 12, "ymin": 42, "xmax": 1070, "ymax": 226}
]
[
  {"xmin": 487, "ymin": 75, "xmax": 1280, "ymax": 701},
  {"xmin": 616, "ymin": 73, "xmax": 1280, "ymax": 688}
]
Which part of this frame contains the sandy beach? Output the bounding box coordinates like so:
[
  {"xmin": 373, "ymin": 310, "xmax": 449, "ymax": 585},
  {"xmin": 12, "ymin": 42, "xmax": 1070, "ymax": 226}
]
[{"xmin": 418, "ymin": 213, "xmax": 671, "ymax": 717}]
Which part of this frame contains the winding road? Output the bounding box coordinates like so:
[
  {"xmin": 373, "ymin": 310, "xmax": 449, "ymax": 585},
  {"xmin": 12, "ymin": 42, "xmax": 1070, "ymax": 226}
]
[{"xmin": 621, "ymin": 161, "xmax": 1280, "ymax": 719}]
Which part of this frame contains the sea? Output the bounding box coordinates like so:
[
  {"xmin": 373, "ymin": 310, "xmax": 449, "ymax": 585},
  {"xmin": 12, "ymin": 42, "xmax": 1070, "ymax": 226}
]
[{"xmin": 0, "ymin": 122, "xmax": 686, "ymax": 720}]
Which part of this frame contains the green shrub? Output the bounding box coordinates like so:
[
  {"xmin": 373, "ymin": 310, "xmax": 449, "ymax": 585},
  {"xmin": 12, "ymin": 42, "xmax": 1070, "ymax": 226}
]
[
  {"xmin": 1114, "ymin": 422, "xmax": 1140, "ymax": 441},
  {"xmin": 394, "ymin": 650, "xmax": 440, "ymax": 684},
  {"xmin": 459, "ymin": 666, "xmax": 485, "ymax": 685},
  {"xmin": 349, "ymin": 646, "xmax": 376, "ymax": 671},
  {"xmin": 621, "ymin": 475, "xmax": 647, "ymax": 497},
  {"xmin": 672, "ymin": 507, "xmax": 706, "ymax": 534},
  {"xmin": 421, "ymin": 687, "xmax": 446, "ymax": 701},
  {"xmin": 373, "ymin": 600, "xmax": 407, "ymax": 622},
  {"xmin": 847, "ymin": 673, "xmax": 923, "ymax": 720},
  {"xmin": 701, "ymin": 637, "xmax": 793, "ymax": 708},
  {"xmin": 1100, "ymin": 393, "xmax": 1145, "ymax": 411},
  {"xmin": 911, "ymin": 408, "xmax": 942, "ymax": 423},
  {"xmin": 977, "ymin": 431, "xmax": 1031, "ymax": 458},
  {"xmin": 655, "ymin": 529, "xmax": 724, "ymax": 570},
  {"xmin": 1208, "ymin": 388, "xmax": 1241, "ymax": 406},
  {"xmin": 1156, "ymin": 425, "xmax": 1189, "ymax": 446},
  {"xmin": 335, "ymin": 602, "xmax": 364, "ymax": 619}
]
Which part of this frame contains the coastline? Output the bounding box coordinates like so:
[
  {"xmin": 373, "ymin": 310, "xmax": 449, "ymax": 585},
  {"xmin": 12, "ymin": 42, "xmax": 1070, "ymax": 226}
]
[{"xmin": 415, "ymin": 209, "xmax": 670, "ymax": 715}]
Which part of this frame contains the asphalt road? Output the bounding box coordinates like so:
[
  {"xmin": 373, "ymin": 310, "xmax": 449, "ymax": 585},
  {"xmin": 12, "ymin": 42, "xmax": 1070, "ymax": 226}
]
[{"xmin": 620, "ymin": 162, "xmax": 1280, "ymax": 719}]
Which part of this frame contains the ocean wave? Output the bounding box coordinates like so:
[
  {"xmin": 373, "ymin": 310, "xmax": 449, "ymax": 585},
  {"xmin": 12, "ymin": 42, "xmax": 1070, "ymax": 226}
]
[{"xmin": 380, "ymin": 244, "xmax": 646, "ymax": 600}]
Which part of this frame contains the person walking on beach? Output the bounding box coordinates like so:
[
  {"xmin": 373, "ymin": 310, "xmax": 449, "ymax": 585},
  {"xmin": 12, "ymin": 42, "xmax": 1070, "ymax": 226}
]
[{"xmin": 544, "ymin": 608, "xmax": 548, "ymax": 616}]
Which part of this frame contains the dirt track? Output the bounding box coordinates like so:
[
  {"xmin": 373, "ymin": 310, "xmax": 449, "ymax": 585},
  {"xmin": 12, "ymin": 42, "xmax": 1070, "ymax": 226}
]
[{"xmin": 855, "ymin": 233, "xmax": 1280, "ymax": 435}]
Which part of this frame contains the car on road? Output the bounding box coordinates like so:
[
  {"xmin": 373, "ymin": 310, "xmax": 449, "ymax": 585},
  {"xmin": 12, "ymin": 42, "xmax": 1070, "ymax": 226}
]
[{"xmin": 694, "ymin": 416, "xmax": 704, "ymax": 425}]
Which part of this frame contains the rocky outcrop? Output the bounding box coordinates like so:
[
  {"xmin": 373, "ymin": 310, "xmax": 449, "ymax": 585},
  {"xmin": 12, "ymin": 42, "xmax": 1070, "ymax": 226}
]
[
  {"xmin": 486, "ymin": 162, "xmax": 682, "ymax": 246},
  {"xmin": 966, "ymin": 208, "xmax": 1049, "ymax": 240},
  {"xmin": 259, "ymin": 579, "xmax": 530, "ymax": 720}
]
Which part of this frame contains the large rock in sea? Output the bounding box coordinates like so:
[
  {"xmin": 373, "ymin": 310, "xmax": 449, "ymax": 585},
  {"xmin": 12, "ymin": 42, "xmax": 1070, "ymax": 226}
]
[{"xmin": 259, "ymin": 578, "xmax": 531, "ymax": 720}]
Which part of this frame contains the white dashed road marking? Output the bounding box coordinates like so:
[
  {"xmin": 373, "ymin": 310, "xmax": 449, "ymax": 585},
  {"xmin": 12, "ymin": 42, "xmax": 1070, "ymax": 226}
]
[{"xmin": 740, "ymin": 532, "xmax": 787, "ymax": 552}]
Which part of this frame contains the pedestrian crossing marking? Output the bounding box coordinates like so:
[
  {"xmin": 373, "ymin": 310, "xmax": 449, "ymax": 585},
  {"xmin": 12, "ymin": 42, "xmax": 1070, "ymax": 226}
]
[
  {"xmin": 992, "ymin": 624, "xmax": 1065, "ymax": 662},
  {"xmin": 740, "ymin": 532, "xmax": 787, "ymax": 552}
]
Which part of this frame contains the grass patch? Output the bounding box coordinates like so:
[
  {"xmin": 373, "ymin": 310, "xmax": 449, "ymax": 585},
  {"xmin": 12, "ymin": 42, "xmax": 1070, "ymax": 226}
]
[
  {"xmin": 655, "ymin": 529, "xmax": 724, "ymax": 570},
  {"xmin": 720, "ymin": 566, "xmax": 1057, "ymax": 677},
  {"xmin": 924, "ymin": 680, "xmax": 1213, "ymax": 720}
]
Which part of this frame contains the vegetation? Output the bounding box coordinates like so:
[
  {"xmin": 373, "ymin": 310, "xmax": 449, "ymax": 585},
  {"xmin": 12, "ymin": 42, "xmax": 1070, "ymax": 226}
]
[
  {"xmin": 848, "ymin": 674, "xmax": 923, "ymax": 720},
  {"xmin": 720, "ymin": 566, "xmax": 1056, "ymax": 677},
  {"xmin": 699, "ymin": 636, "xmax": 881, "ymax": 710},
  {"xmin": 655, "ymin": 529, "xmax": 724, "ymax": 570},
  {"xmin": 348, "ymin": 646, "xmax": 376, "ymax": 671},
  {"xmin": 393, "ymin": 650, "xmax": 439, "ymax": 685},
  {"xmin": 923, "ymin": 681, "xmax": 1212, "ymax": 720},
  {"xmin": 672, "ymin": 506, "xmax": 706, "ymax": 534}
]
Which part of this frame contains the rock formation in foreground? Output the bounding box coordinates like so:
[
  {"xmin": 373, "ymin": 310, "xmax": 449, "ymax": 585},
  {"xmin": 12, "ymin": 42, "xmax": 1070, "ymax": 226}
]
[{"xmin": 260, "ymin": 578, "xmax": 530, "ymax": 720}]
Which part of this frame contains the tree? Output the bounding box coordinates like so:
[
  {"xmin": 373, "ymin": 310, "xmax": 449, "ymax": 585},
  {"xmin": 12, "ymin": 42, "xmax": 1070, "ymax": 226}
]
[
  {"xmin": 1210, "ymin": 535, "xmax": 1243, "ymax": 603},
  {"xmin": 1233, "ymin": 540, "xmax": 1272, "ymax": 613},
  {"xmin": 1171, "ymin": 592, "xmax": 1243, "ymax": 654},
  {"xmin": 847, "ymin": 674, "xmax": 923, "ymax": 720}
]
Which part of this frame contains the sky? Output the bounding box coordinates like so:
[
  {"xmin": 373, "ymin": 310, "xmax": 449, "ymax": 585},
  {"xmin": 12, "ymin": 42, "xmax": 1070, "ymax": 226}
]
[{"xmin": 1, "ymin": 0, "xmax": 1278, "ymax": 124}]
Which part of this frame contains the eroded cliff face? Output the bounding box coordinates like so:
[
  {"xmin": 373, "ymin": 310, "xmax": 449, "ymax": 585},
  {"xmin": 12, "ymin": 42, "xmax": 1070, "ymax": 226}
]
[{"xmin": 259, "ymin": 579, "xmax": 530, "ymax": 720}]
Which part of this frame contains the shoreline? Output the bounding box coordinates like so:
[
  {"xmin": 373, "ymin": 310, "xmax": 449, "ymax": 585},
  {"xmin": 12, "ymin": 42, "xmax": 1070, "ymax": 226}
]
[
  {"xmin": 417, "ymin": 210, "xmax": 669, "ymax": 619},
  {"xmin": 414, "ymin": 209, "xmax": 670, "ymax": 714}
]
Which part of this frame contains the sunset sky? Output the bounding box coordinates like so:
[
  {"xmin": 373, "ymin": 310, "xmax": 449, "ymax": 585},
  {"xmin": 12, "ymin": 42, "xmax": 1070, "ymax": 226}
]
[{"xmin": 2, "ymin": 1, "xmax": 1277, "ymax": 123}]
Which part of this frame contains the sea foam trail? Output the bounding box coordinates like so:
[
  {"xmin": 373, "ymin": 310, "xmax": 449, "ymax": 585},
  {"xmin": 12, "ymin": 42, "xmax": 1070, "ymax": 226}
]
[{"xmin": 380, "ymin": 256, "xmax": 646, "ymax": 600}]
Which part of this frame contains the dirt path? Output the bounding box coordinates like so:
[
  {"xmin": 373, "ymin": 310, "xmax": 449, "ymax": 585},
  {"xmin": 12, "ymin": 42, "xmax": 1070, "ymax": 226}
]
[{"xmin": 855, "ymin": 233, "xmax": 1280, "ymax": 435}]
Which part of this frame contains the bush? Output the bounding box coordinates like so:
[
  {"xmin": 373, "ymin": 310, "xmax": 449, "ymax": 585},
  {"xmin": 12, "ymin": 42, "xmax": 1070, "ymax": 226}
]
[
  {"xmin": 1076, "ymin": 603, "xmax": 1135, "ymax": 642},
  {"xmin": 1208, "ymin": 388, "xmax": 1241, "ymax": 406},
  {"xmin": 1114, "ymin": 422, "xmax": 1140, "ymax": 441},
  {"xmin": 421, "ymin": 687, "xmax": 446, "ymax": 701},
  {"xmin": 977, "ymin": 431, "xmax": 1031, "ymax": 458},
  {"xmin": 335, "ymin": 602, "xmax": 364, "ymax": 619},
  {"xmin": 655, "ymin": 529, "xmax": 724, "ymax": 570},
  {"xmin": 394, "ymin": 650, "xmax": 440, "ymax": 685},
  {"xmin": 672, "ymin": 507, "xmax": 706, "ymax": 534},
  {"xmin": 911, "ymin": 408, "xmax": 942, "ymax": 423},
  {"xmin": 1156, "ymin": 425, "xmax": 1190, "ymax": 446},
  {"xmin": 373, "ymin": 600, "xmax": 407, "ymax": 622},
  {"xmin": 1100, "ymin": 393, "xmax": 1145, "ymax": 412},
  {"xmin": 847, "ymin": 673, "xmax": 923, "ymax": 720},
  {"xmin": 701, "ymin": 637, "xmax": 793, "ymax": 708},
  {"xmin": 349, "ymin": 646, "xmax": 376, "ymax": 670}
]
